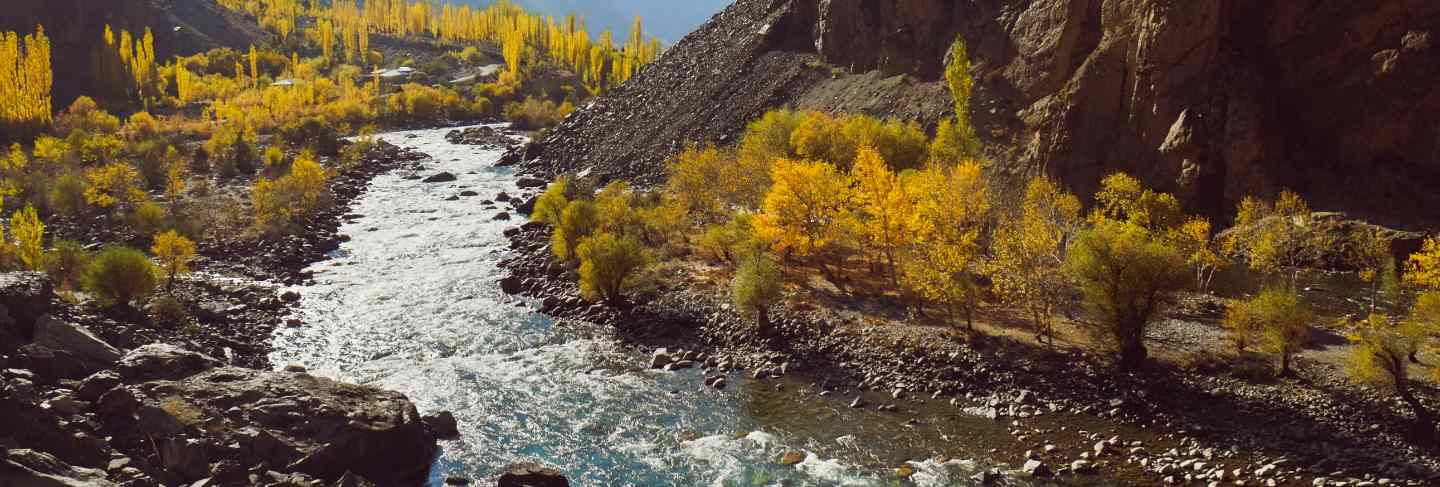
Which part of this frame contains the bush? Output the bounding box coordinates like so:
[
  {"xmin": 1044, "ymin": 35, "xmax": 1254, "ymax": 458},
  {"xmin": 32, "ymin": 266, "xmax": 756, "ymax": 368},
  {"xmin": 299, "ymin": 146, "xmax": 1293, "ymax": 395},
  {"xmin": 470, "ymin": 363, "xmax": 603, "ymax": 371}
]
[
  {"xmin": 1065, "ymin": 220, "xmax": 1189, "ymax": 371},
  {"xmin": 54, "ymin": 96, "xmax": 121, "ymax": 137},
  {"xmin": 49, "ymin": 172, "xmax": 88, "ymax": 217},
  {"xmin": 148, "ymin": 294, "xmax": 189, "ymax": 327},
  {"xmin": 151, "ymin": 230, "xmax": 197, "ymax": 288},
  {"xmin": 577, "ymin": 232, "xmax": 648, "ymax": 303},
  {"xmin": 128, "ymin": 202, "xmax": 168, "ymax": 236},
  {"xmin": 252, "ymin": 154, "xmax": 329, "ymax": 232},
  {"xmin": 732, "ymin": 255, "xmax": 784, "ymax": 329},
  {"xmin": 739, "ymin": 109, "xmax": 804, "ymax": 162},
  {"xmin": 698, "ymin": 214, "xmax": 756, "ymax": 265},
  {"xmin": 386, "ymin": 84, "xmax": 465, "ymax": 122},
  {"xmin": 82, "ymin": 247, "xmax": 159, "ymax": 307},
  {"xmin": 1224, "ymin": 285, "xmax": 1313, "ymax": 375},
  {"xmin": 552, "ymin": 200, "xmax": 599, "ymax": 262},
  {"xmin": 278, "ymin": 116, "xmax": 342, "ymax": 156},
  {"xmin": 122, "ymin": 112, "xmax": 162, "ymax": 141},
  {"xmin": 532, "ymin": 177, "xmax": 571, "ymax": 225},
  {"xmin": 503, "ymin": 97, "xmax": 573, "ymax": 131},
  {"xmin": 206, "ymin": 125, "xmax": 257, "ymax": 179},
  {"xmin": 42, "ymin": 239, "xmax": 89, "ymax": 290}
]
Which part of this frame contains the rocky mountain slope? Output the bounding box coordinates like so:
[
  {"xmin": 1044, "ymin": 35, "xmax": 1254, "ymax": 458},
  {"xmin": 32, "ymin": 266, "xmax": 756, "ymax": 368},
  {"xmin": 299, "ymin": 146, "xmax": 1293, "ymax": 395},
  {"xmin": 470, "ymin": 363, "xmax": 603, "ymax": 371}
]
[
  {"xmin": 520, "ymin": 0, "xmax": 1440, "ymax": 229},
  {"xmin": 3, "ymin": 0, "xmax": 265, "ymax": 110}
]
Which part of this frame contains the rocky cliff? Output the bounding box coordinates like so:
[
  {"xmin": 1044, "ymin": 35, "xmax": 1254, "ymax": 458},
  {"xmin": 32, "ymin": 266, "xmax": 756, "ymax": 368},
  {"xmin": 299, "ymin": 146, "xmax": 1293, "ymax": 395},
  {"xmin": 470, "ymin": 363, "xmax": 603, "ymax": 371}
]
[{"xmin": 521, "ymin": 0, "xmax": 1440, "ymax": 229}]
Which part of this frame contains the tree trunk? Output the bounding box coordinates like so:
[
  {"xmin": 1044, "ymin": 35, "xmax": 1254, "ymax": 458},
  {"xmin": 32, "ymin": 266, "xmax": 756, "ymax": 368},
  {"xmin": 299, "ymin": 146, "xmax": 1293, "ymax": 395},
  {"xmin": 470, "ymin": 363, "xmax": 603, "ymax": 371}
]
[
  {"xmin": 758, "ymin": 309, "xmax": 772, "ymax": 338},
  {"xmin": 1118, "ymin": 335, "xmax": 1147, "ymax": 372},
  {"xmin": 1278, "ymin": 351, "xmax": 1291, "ymax": 376},
  {"xmin": 1399, "ymin": 386, "xmax": 1436, "ymax": 445}
]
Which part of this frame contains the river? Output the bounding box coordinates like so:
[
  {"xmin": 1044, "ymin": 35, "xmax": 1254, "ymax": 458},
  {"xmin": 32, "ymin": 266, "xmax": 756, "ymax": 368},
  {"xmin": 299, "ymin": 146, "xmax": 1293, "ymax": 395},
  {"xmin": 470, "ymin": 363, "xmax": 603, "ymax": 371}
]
[{"xmin": 268, "ymin": 126, "xmax": 1014, "ymax": 486}]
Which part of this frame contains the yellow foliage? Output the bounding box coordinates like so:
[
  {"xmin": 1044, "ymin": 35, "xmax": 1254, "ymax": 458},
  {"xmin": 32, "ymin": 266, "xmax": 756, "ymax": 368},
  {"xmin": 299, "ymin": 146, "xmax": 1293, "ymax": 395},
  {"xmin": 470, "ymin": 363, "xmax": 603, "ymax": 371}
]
[
  {"xmin": 1404, "ymin": 237, "xmax": 1440, "ymax": 291},
  {"xmin": 850, "ymin": 146, "xmax": 909, "ymax": 281},
  {"xmin": 151, "ymin": 230, "xmax": 197, "ymax": 287},
  {"xmin": 899, "ymin": 161, "xmax": 991, "ymax": 327},
  {"xmin": 0, "ymin": 25, "xmax": 53, "ymax": 139},
  {"xmin": 84, "ymin": 162, "xmax": 145, "ymax": 210},
  {"xmin": 252, "ymin": 153, "xmax": 328, "ymax": 231},
  {"xmin": 577, "ymin": 232, "xmax": 648, "ymax": 303},
  {"xmin": 753, "ymin": 158, "xmax": 855, "ymax": 260},
  {"xmin": 664, "ymin": 143, "xmax": 770, "ymax": 222},
  {"xmin": 9, "ymin": 205, "xmax": 44, "ymax": 271},
  {"xmin": 989, "ymin": 176, "xmax": 1080, "ymax": 340}
]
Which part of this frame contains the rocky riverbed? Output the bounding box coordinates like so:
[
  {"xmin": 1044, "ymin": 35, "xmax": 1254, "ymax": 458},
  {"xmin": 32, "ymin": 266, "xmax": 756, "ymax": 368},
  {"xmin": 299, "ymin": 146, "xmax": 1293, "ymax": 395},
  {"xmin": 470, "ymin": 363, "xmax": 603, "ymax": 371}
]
[{"xmin": 496, "ymin": 196, "xmax": 1440, "ymax": 486}]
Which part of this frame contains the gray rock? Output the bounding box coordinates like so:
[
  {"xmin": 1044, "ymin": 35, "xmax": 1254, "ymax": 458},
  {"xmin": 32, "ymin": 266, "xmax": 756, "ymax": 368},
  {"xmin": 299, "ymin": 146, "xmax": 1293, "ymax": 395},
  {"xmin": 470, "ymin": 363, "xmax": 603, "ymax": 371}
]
[
  {"xmin": 422, "ymin": 172, "xmax": 458, "ymax": 183},
  {"xmin": 1021, "ymin": 459, "xmax": 1052, "ymax": 477},
  {"xmin": 497, "ymin": 462, "xmax": 569, "ymax": 487},
  {"xmin": 649, "ymin": 349, "xmax": 672, "ymax": 369},
  {"xmin": 0, "ymin": 448, "xmax": 116, "ymax": 486},
  {"xmin": 117, "ymin": 344, "xmax": 221, "ymax": 382},
  {"xmin": 34, "ymin": 316, "xmax": 121, "ymax": 372}
]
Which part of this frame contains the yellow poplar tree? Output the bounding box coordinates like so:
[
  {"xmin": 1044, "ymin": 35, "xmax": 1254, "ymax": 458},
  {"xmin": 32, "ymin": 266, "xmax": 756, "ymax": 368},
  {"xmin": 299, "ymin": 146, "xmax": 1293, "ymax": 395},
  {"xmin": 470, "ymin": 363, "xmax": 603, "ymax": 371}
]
[
  {"xmin": 152, "ymin": 229, "xmax": 197, "ymax": 289},
  {"xmin": 850, "ymin": 146, "xmax": 909, "ymax": 284},
  {"xmin": 10, "ymin": 205, "xmax": 44, "ymax": 271},
  {"xmin": 989, "ymin": 176, "xmax": 1081, "ymax": 343},
  {"xmin": 900, "ymin": 161, "xmax": 991, "ymax": 328},
  {"xmin": 754, "ymin": 158, "xmax": 855, "ymax": 287}
]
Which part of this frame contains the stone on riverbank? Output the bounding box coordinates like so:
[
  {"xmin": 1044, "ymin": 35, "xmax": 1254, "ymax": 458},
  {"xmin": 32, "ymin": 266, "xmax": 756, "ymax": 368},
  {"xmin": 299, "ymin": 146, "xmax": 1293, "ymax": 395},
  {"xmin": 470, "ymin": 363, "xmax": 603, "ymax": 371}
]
[{"xmin": 497, "ymin": 462, "xmax": 569, "ymax": 486}]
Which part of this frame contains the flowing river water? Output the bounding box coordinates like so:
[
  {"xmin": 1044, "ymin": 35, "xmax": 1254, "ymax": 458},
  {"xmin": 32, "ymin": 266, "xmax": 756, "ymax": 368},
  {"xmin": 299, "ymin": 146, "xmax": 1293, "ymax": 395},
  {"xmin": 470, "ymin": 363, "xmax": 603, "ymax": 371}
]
[{"xmin": 268, "ymin": 127, "xmax": 1044, "ymax": 486}]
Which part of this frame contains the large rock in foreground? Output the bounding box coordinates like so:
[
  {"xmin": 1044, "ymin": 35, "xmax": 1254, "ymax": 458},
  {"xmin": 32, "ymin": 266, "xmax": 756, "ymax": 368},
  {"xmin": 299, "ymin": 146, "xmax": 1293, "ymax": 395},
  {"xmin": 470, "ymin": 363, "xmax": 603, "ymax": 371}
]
[
  {"xmin": 0, "ymin": 272, "xmax": 52, "ymax": 355},
  {"xmin": 98, "ymin": 347, "xmax": 438, "ymax": 485}
]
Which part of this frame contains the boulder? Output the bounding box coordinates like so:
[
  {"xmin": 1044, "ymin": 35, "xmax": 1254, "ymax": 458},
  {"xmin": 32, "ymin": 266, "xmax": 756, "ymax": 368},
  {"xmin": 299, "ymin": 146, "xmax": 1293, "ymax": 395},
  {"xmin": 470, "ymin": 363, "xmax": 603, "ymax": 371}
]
[
  {"xmin": 33, "ymin": 316, "xmax": 122, "ymax": 372},
  {"xmin": 1021, "ymin": 459, "xmax": 1051, "ymax": 477},
  {"xmin": 0, "ymin": 449, "xmax": 115, "ymax": 487},
  {"xmin": 116, "ymin": 344, "xmax": 221, "ymax": 382},
  {"xmin": 122, "ymin": 366, "xmax": 437, "ymax": 485},
  {"xmin": 496, "ymin": 462, "xmax": 568, "ymax": 487},
  {"xmin": 649, "ymin": 349, "xmax": 672, "ymax": 369},
  {"xmin": 14, "ymin": 345, "xmax": 95, "ymax": 383},
  {"xmin": 423, "ymin": 411, "xmax": 460, "ymax": 439},
  {"xmin": 423, "ymin": 172, "xmax": 458, "ymax": 183},
  {"xmin": 515, "ymin": 177, "xmax": 547, "ymax": 189},
  {"xmin": 0, "ymin": 272, "xmax": 52, "ymax": 353}
]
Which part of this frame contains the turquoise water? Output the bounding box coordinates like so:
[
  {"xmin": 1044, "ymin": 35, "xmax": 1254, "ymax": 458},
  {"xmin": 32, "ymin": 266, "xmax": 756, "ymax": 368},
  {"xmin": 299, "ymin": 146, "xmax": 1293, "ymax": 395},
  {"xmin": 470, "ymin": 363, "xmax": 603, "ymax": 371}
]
[{"xmin": 268, "ymin": 127, "xmax": 1001, "ymax": 486}]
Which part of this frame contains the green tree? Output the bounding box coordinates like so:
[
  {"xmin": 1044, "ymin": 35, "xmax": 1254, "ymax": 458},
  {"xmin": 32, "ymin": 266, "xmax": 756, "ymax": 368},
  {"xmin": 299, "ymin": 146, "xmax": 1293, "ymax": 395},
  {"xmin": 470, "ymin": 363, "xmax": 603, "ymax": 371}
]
[
  {"xmin": 577, "ymin": 232, "xmax": 647, "ymax": 303},
  {"xmin": 82, "ymin": 247, "xmax": 158, "ymax": 308},
  {"xmin": 732, "ymin": 254, "xmax": 784, "ymax": 332},
  {"xmin": 1066, "ymin": 219, "xmax": 1188, "ymax": 371}
]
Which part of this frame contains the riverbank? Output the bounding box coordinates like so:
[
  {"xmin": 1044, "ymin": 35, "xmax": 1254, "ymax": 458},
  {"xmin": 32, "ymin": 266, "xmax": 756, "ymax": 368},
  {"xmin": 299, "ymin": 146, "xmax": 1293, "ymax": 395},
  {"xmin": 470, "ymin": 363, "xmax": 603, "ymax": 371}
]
[{"xmin": 497, "ymin": 208, "xmax": 1440, "ymax": 486}]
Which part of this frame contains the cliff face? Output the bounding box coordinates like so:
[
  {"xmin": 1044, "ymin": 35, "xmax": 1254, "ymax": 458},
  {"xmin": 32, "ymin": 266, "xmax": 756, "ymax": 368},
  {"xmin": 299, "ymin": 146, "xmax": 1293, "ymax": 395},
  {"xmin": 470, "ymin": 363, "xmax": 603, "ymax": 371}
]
[{"xmin": 524, "ymin": 0, "xmax": 1440, "ymax": 228}]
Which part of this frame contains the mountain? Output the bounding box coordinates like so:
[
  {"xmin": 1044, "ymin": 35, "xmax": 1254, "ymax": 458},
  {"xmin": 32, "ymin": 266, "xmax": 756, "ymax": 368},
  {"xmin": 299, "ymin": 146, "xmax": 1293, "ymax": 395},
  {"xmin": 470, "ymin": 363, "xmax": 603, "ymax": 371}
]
[
  {"xmin": 520, "ymin": 0, "xmax": 1440, "ymax": 230},
  {"xmin": 463, "ymin": 0, "xmax": 734, "ymax": 43}
]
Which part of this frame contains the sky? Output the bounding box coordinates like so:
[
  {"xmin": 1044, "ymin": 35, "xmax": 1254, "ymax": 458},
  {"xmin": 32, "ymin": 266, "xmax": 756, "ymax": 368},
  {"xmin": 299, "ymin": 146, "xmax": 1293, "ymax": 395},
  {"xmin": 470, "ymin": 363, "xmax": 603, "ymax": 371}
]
[{"xmin": 462, "ymin": 0, "xmax": 734, "ymax": 43}]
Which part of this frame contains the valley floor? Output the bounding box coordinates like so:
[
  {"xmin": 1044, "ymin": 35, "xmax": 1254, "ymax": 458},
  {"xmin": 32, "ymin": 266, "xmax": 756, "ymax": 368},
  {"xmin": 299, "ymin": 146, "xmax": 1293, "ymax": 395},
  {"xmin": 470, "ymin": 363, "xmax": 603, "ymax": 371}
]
[{"xmin": 499, "ymin": 217, "xmax": 1440, "ymax": 486}]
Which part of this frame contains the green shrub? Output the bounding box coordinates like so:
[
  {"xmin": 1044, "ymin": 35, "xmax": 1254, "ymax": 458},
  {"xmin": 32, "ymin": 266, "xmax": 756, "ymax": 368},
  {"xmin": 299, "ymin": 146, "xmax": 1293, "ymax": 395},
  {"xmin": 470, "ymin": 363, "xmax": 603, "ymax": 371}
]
[
  {"xmin": 503, "ymin": 97, "xmax": 573, "ymax": 131},
  {"xmin": 42, "ymin": 239, "xmax": 90, "ymax": 290},
  {"xmin": 738, "ymin": 109, "xmax": 804, "ymax": 162},
  {"xmin": 698, "ymin": 214, "xmax": 755, "ymax": 265},
  {"xmin": 82, "ymin": 247, "xmax": 159, "ymax": 307},
  {"xmin": 577, "ymin": 232, "xmax": 648, "ymax": 303},
  {"xmin": 148, "ymin": 294, "xmax": 189, "ymax": 327},
  {"xmin": 732, "ymin": 255, "xmax": 784, "ymax": 329},
  {"xmin": 48, "ymin": 172, "xmax": 88, "ymax": 217},
  {"xmin": 278, "ymin": 116, "xmax": 342, "ymax": 156}
]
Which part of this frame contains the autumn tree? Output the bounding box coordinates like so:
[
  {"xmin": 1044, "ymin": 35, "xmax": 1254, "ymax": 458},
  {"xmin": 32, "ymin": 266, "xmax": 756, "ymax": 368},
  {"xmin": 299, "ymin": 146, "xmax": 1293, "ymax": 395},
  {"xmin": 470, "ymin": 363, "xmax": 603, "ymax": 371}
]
[
  {"xmin": 753, "ymin": 158, "xmax": 856, "ymax": 288},
  {"xmin": 1225, "ymin": 190, "xmax": 1332, "ymax": 286},
  {"xmin": 253, "ymin": 153, "xmax": 327, "ymax": 232},
  {"xmin": 939, "ymin": 37, "xmax": 980, "ymax": 159},
  {"xmin": 151, "ymin": 230, "xmax": 196, "ymax": 289},
  {"xmin": 0, "ymin": 25, "xmax": 54, "ymax": 140},
  {"xmin": 10, "ymin": 205, "xmax": 44, "ymax": 271},
  {"xmin": 1224, "ymin": 286, "xmax": 1313, "ymax": 375},
  {"xmin": 1404, "ymin": 236, "xmax": 1440, "ymax": 291},
  {"xmin": 532, "ymin": 177, "xmax": 571, "ymax": 225},
  {"xmin": 577, "ymin": 232, "xmax": 647, "ymax": 304},
  {"xmin": 665, "ymin": 143, "xmax": 769, "ymax": 222},
  {"xmin": 733, "ymin": 254, "xmax": 784, "ymax": 332},
  {"xmin": 900, "ymin": 162, "xmax": 991, "ymax": 328},
  {"xmin": 84, "ymin": 162, "xmax": 146, "ymax": 213},
  {"xmin": 989, "ymin": 176, "xmax": 1081, "ymax": 343},
  {"xmin": 1068, "ymin": 174, "xmax": 1192, "ymax": 370},
  {"xmin": 1346, "ymin": 313, "xmax": 1435, "ymax": 443},
  {"xmin": 850, "ymin": 146, "xmax": 909, "ymax": 284},
  {"xmin": 82, "ymin": 247, "xmax": 158, "ymax": 308},
  {"xmin": 1350, "ymin": 226, "xmax": 1395, "ymax": 313},
  {"xmin": 552, "ymin": 199, "xmax": 599, "ymax": 262}
]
